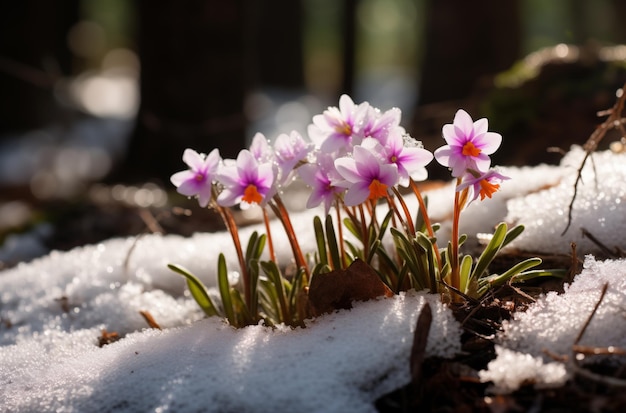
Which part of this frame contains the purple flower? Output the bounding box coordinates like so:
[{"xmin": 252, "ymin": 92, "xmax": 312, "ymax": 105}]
[
  {"xmin": 334, "ymin": 145, "xmax": 399, "ymax": 206},
  {"xmin": 308, "ymin": 94, "xmax": 367, "ymax": 154},
  {"xmin": 434, "ymin": 109, "xmax": 502, "ymax": 177},
  {"xmin": 216, "ymin": 150, "xmax": 275, "ymax": 209},
  {"xmin": 361, "ymin": 105, "xmax": 402, "ymax": 144},
  {"xmin": 274, "ymin": 130, "xmax": 313, "ymax": 184},
  {"xmin": 457, "ymin": 169, "xmax": 510, "ymax": 205},
  {"xmin": 249, "ymin": 132, "xmax": 274, "ymax": 163},
  {"xmin": 363, "ymin": 131, "xmax": 433, "ymax": 187},
  {"xmin": 170, "ymin": 148, "xmax": 221, "ymax": 207},
  {"xmin": 298, "ymin": 153, "xmax": 344, "ymax": 215}
]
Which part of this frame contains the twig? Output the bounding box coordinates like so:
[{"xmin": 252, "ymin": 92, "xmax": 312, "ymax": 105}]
[
  {"xmin": 563, "ymin": 82, "xmax": 626, "ymax": 235},
  {"xmin": 570, "ymin": 282, "xmax": 626, "ymax": 387}
]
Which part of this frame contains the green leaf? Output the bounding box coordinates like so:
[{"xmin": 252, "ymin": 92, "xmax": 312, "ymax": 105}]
[
  {"xmin": 459, "ymin": 254, "xmax": 473, "ymax": 294},
  {"xmin": 313, "ymin": 216, "xmax": 328, "ymax": 266},
  {"xmin": 325, "ymin": 215, "xmax": 342, "ymax": 270},
  {"xmin": 477, "ymin": 257, "xmax": 543, "ymax": 295},
  {"xmin": 470, "ymin": 222, "xmax": 507, "ymax": 283},
  {"xmin": 502, "ymin": 225, "xmax": 525, "ymax": 248},
  {"xmin": 217, "ymin": 254, "xmax": 236, "ymax": 325},
  {"xmin": 244, "ymin": 231, "xmax": 259, "ymax": 263},
  {"xmin": 168, "ymin": 263, "xmax": 218, "ymax": 317},
  {"xmin": 261, "ymin": 260, "xmax": 289, "ymax": 323}
]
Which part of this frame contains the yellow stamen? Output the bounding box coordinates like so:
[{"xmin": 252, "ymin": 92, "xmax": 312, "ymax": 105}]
[
  {"xmin": 368, "ymin": 179, "xmax": 388, "ymax": 201},
  {"xmin": 478, "ymin": 179, "xmax": 499, "ymax": 200},
  {"xmin": 462, "ymin": 141, "xmax": 481, "ymax": 157},
  {"xmin": 242, "ymin": 184, "xmax": 263, "ymax": 204},
  {"xmin": 336, "ymin": 123, "xmax": 352, "ymax": 136}
]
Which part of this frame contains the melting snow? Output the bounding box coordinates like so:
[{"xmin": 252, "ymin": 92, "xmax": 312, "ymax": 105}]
[{"xmin": 2, "ymin": 146, "xmax": 626, "ymax": 410}]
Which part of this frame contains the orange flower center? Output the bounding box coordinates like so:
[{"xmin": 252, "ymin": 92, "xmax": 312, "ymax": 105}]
[
  {"xmin": 242, "ymin": 184, "xmax": 263, "ymax": 204},
  {"xmin": 478, "ymin": 179, "xmax": 499, "ymax": 200},
  {"xmin": 195, "ymin": 172, "xmax": 205, "ymax": 182},
  {"xmin": 462, "ymin": 141, "xmax": 481, "ymax": 157},
  {"xmin": 368, "ymin": 179, "xmax": 388, "ymax": 201},
  {"xmin": 336, "ymin": 123, "xmax": 352, "ymax": 136}
]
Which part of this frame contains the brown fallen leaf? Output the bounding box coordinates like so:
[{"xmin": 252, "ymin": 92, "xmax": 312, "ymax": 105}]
[{"xmin": 308, "ymin": 258, "xmax": 394, "ymax": 316}]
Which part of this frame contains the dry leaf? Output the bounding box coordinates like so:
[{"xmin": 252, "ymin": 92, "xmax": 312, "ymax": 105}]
[{"xmin": 308, "ymin": 258, "xmax": 393, "ymax": 316}]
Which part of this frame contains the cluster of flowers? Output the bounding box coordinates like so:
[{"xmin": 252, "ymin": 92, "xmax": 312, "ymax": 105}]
[
  {"xmin": 168, "ymin": 94, "xmax": 540, "ymax": 326},
  {"xmin": 171, "ymin": 94, "xmax": 507, "ymax": 216}
]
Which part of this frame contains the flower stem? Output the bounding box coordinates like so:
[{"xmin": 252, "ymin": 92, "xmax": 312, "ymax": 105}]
[
  {"xmin": 262, "ymin": 207, "xmax": 276, "ymax": 263},
  {"xmin": 270, "ymin": 195, "xmax": 310, "ymax": 278},
  {"xmin": 390, "ymin": 187, "xmax": 415, "ymax": 236},
  {"xmin": 450, "ymin": 178, "xmax": 469, "ymax": 301},
  {"xmin": 409, "ymin": 178, "xmax": 442, "ymax": 270},
  {"xmin": 216, "ymin": 204, "xmax": 251, "ymax": 309}
]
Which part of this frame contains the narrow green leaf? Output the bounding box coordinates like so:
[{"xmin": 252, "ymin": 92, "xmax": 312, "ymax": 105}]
[
  {"xmin": 477, "ymin": 257, "xmax": 543, "ymax": 295},
  {"xmin": 168, "ymin": 263, "xmax": 218, "ymax": 317},
  {"xmin": 313, "ymin": 216, "xmax": 328, "ymax": 266},
  {"xmin": 459, "ymin": 254, "xmax": 473, "ymax": 294},
  {"xmin": 502, "ymin": 224, "xmax": 525, "ymax": 248},
  {"xmin": 470, "ymin": 222, "xmax": 508, "ymax": 282},
  {"xmin": 244, "ymin": 231, "xmax": 259, "ymax": 263},
  {"xmin": 343, "ymin": 216, "xmax": 361, "ymax": 239},
  {"xmin": 325, "ymin": 215, "xmax": 342, "ymax": 270},
  {"xmin": 217, "ymin": 254, "xmax": 236, "ymax": 325}
]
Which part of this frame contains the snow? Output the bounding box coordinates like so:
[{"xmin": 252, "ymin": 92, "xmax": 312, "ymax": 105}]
[{"xmin": 2, "ymin": 145, "xmax": 626, "ymax": 410}]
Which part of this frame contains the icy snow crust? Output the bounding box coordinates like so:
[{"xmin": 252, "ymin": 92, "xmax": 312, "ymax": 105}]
[
  {"xmin": 2, "ymin": 146, "xmax": 626, "ymax": 409},
  {"xmin": 481, "ymin": 256, "xmax": 626, "ymax": 393},
  {"xmin": 505, "ymin": 146, "xmax": 626, "ymax": 254}
]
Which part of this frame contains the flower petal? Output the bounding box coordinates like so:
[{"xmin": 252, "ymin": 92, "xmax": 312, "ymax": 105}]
[
  {"xmin": 344, "ymin": 183, "xmax": 370, "ymax": 206},
  {"xmin": 182, "ymin": 149, "xmax": 205, "ymax": 171}
]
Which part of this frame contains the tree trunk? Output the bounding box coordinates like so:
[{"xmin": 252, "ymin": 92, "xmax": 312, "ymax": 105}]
[
  {"xmin": 0, "ymin": 0, "xmax": 79, "ymax": 136},
  {"xmin": 417, "ymin": 0, "xmax": 521, "ymax": 106},
  {"xmin": 121, "ymin": 0, "xmax": 247, "ymax": 184}
]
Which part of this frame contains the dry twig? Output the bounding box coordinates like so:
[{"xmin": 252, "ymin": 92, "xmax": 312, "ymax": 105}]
[{"xmin": 563, "ymin": 82, "xmax": 626, "ymax": 235}]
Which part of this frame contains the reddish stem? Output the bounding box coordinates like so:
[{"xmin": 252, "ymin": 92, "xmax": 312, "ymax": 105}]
[
  {"xmin": 262, "ymin": 208, "xmax": 276, "ymax": 263},
  {"xmin": 409, "ymin": 178, "xmax": 442, "ymax": 270},
  {"xmin": 217, "ymin": 205, "xmax": 251, "ymax": 309},
  {"xmin": 270, "ymin": 195, "xmax": 310, "ymax": 278}
]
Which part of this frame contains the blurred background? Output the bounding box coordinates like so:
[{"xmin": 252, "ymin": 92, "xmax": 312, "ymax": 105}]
[{"xmin": 1, "ymin": 0, "xmax": 626, "ymax": 266}]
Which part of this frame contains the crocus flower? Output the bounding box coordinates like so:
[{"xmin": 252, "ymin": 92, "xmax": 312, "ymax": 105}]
[
  {"xmin": 360, "ymin": 105, "xmax": 402, "ymax": 144},
  {"xmin": 170, "ymin": 148, "xmax": 221, "ymax": 207},
  {"xmin": 274, "ymin": 130, "xmax": 313, "ymax": 184},
  {"xmin": 298, "ymin": 153, "xmax": 345, "ymax": 215},
  {"xmin": 363, "ymin": 131, "xmax": 433, "ymax": 187},
  {"xmin": 334, "ymin": 145, "xmax": 398, "ymax": 206},
  {"xmin": 249, "ymin": 132, "xmax": 274, "ymax": 163},
  {"xmin": 216, "ymin": 150, "xmax": 275, "ymax": 209},
  {"xmin": 457, "ymin": 168, "xmax": 510, "ymax": 205},
  {"xmin": 434, "ymin": 109, "xmax": 502, "ymax": 177},
  {"xmin": 308, "ymin": 94, "xmax": 367, "ymax": 154}
]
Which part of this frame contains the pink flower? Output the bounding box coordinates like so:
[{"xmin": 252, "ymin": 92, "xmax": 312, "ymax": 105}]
[
  {"xmin": 298, "ymin": 153, "xmax": 345, "ymax": 215},
  {"xmin": 170, "ymin": 148, "xmax": 221, "ymax": 207},
  {"xmin": 457, "ymin": 169, "xmax": 510, "ymax": 205},
  {"xmin": 216, "ymin": 150, "xmax": 275, "ymax": 209},
  {"xmin": 308, "ymin": 94, "xmax": 367, "ymax": 154},
  {"xmin": 334, "ymin": 145, "xmax": 398, "ymax": 206},
  {"xmin": 249, "ymin": 132, "xmax": 274, "ymax": 163},
  {"xmin": 361, "ymin": 105, "xmax": 402, "ymax": 144},
  {"xmin": 363, "ymin": 131, "xmax": 433, "ymax": 187},
  {"xmin": 274, "ymin": 130, "xmax": 312, "ymax": 184},
  {"xmin": 434, "ymin": 109, "xmax": 502, "ymax": 177}
]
